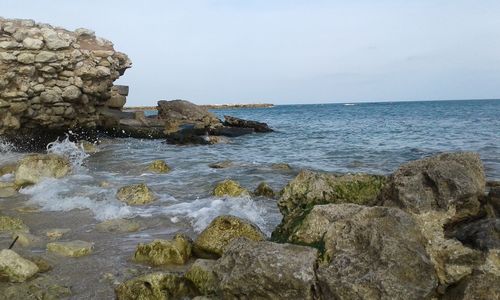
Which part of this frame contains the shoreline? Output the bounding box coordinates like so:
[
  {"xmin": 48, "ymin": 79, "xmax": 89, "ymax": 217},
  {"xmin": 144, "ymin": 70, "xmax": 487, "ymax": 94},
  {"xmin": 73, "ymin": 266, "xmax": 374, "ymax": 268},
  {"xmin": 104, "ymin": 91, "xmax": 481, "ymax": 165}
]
[{"xmin": 123, "ymin": 103, "xmax": 274, "ymax": 111}]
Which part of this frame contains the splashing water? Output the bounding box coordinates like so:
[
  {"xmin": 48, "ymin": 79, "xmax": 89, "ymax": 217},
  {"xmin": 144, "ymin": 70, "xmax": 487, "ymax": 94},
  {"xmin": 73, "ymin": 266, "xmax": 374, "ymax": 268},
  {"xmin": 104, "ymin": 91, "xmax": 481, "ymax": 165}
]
[
  {"xmin": 47, "ymin": 136, "xmax": 89, "ymax": 169},
  {"xmin": 164, "ymin": 196, "xmax": 280, "ymax": 236},
  {"xmin": 0, "ymin": 138, "xmax": 15, "ymax": 153}
]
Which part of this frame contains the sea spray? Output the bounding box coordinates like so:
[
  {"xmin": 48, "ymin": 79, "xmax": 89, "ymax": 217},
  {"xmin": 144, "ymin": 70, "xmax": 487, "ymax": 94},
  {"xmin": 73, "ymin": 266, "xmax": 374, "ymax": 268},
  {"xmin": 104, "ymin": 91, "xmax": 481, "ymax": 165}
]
[
  {"xmin": 164, "ymin": 196, "xmax": 280, "ymax": 236},
  {"xmin": 47, "ymin": 136, "xmax": 89, "ymax": 170}
]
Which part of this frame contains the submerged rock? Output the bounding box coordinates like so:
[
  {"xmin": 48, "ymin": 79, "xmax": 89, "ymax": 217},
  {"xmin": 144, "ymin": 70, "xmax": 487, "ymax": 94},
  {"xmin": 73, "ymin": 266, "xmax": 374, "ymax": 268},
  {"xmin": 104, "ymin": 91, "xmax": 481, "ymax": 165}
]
[
  {"xmin": 95, "ymin": 218, "xmax": 141, "ymax": 233},
  {"xmin": 208, "ymin": 160, "xmax": 233, "ymax": 169},
  {"xmin": 116, "ymin": 183, "xmax": 156, "ymax": 205},
  {"xmin": 184, "ymin": 259, "xmax": 217, "ymax": 296},
  {"xmin": 133, "ymin": 234, "xmax": 192, "ymax": 266},
  {"xmin": 212, "ymin": 180, "xmax": 248, "ymax": 197},
  {"xmin": 45, "ymin": 228, "xmax": 71, "ymax": 240},
  {"xmin": 223, "ymin": 115, "xmax": 273, "ymax": 132},
  {"xmin": 0, "ymin": 249, "xmax": 39, "ymax": 282},
  {"xmin": 273, "ymin": 171, "xmax": 386, "ymax": 241},
  {"xmin": 271, "ymin": 162, "xmax": 292, "ymax": 170},
  {"xmin": 1, "ymin": 274, "xmax": 71, "ymax": 300},
  {"xmin": 147, "ymin": 160, "xmax": 171, "ymax": 173},
  {"xmin": 0, "ymin": 215, "xmax": 29, "ymax": 233},
  {"xmin": 115, "ymin": 272, "xmax": 197, "ymax": 300},
  {"xmin": 253, "ymin": 182, "xmax": 275, "ymax": 198},
  {"xmin": 46, "ymin": 240, "xmax": 94, "ymax": 257},
  {"xmin": 0, "ymin": 163, "xmax": 17, "ymax": 176},
  {"xmin": 213, "ymin": 238, "xmax": 318, "ymax": 299},
  {"xmin": 79, "ymin": 141, "xmax": 98, "ymax": 154},
  {"xmin": 193, "ymin": 215, "xmax": 265, "ymax": 258},
  {"xmin": 15, "ymin": 154, "xmax": 71, "ymax": 186},
  {"xmin": 0, "ymin": 182, "xmax": 17, "ymax": 198},
  {"xmin": 12, "ymin": 232, "xmax": 44, "ymax": 247},
  {"xmin": 380, "ymin": 152, "xmax": 485, "ymax": 222}
]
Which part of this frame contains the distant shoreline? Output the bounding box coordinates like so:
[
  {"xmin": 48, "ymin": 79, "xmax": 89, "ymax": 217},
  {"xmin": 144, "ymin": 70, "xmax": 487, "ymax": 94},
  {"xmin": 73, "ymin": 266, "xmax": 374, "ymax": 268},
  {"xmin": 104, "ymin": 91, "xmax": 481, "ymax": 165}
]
[{"xmin": 123, "ymin": 103, "xmax": 274, "ymax": 111}]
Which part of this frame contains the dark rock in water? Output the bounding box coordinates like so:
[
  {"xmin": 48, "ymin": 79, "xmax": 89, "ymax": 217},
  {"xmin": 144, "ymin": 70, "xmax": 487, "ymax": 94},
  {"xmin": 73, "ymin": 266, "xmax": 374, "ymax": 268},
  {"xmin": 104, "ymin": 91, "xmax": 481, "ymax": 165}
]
[
  {"xmin": 488, "ymin": 186, "xmax": 500, "ymax": 217},
  {"xmin": 213, "ymin": 238, "xmax": 319, "ymax": 300},
  {"xmin": 317, "ymin": 205, "xmax": 437, "ymax": 300},
  {"xmin": 208, "ymin": 160, "xmax": 233, "ymax": 169},
  {"xmin": 223, "ymin": 115, "xmax": 273, "ymax": 132},
  {"xmin": 157, "ymin": 100, "xmax": 220, "ymax": 128},
  {"xmin": 447, "ymin": 218, "xmax": 500, "ymax": 251},
  {"xmin": 442, "ymin": 272, "xmax": 500, "ymax": 300},
  {"xmin": 99, "ymin": 107, "xmax": 165, "ymax": 139},
  {"xmin": 272, "ymin": 170, "xmax": 386, "ymax": 241},
  {"xmin": 210, "ymin": 126, "xmax": 254, "ymax": 137},
  {"xmin": 380, "ymin": 152, "xmax": 486, "ymax": 223}
]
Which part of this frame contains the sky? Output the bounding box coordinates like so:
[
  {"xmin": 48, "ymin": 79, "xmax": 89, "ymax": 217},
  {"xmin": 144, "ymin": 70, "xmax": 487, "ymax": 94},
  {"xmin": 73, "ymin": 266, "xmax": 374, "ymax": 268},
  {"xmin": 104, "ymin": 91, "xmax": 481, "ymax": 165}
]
[{"xmin": 2, "ymin": 0, "xmax": 500, "ymax": 105}]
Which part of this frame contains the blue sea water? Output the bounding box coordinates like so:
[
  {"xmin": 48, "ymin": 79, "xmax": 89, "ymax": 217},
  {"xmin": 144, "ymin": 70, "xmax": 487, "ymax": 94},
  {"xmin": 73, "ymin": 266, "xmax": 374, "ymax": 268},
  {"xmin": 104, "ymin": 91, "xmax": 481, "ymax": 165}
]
[{"xmin": 210, "ymin": 99, "xmax": 500, "ymax": 179}]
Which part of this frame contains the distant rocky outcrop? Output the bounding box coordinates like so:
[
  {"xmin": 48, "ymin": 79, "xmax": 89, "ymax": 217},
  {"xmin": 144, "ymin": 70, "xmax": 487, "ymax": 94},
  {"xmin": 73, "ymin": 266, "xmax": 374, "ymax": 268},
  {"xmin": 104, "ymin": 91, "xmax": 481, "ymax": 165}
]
[{"xmin": 0, "ymin": 17, "xmax": 131, "ymax": 148}]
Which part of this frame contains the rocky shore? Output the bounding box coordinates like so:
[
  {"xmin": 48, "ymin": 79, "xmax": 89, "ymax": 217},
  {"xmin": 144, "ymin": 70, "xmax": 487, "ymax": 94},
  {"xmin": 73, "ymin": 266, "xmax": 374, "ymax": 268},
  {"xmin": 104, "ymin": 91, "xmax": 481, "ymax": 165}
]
[{"xmin": 0, "ymin": 150, "xmax": 498, "ymax": 299}]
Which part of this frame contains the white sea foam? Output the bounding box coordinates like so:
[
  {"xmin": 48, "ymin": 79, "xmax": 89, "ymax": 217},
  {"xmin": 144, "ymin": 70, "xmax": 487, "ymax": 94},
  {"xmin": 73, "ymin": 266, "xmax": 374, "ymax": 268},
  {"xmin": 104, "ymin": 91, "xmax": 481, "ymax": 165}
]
[
  {"xmin": 47, "ymin": 136, "xmax": 89, "ymax": 170},
  {"xmin": 164, "ymin": 196, "xmax": 278, "ymax": 236},
  {"xmin": 0, "ymin": 138, "xmax": 15, "ymax": 153},
  {"xmin": 19, "ymin": 177, "xmax": 134, "ymax": 221}
]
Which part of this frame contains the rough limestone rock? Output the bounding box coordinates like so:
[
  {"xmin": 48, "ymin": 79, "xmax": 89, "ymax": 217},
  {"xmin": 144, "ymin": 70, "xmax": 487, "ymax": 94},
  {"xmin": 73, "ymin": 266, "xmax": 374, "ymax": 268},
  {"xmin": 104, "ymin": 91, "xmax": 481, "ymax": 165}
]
[
  {"xmin": 12, "ymin": 232, "xmax": 44, "ymax": 247},
  {"xmin": 0, "ymin": 249, "xmax": 39, "ymax": 282},
  {"xmin": 193, "ymin": 215, "xmax": 265, "ymax": 258},
  {"xmin": 212, "ymin": 179, "xmax": 249, "ymax": 197},
  {"xmin": 447, "ymin": 218, "xmax": 500, "ymax": 251},
  {"xmin": 116, "ymin": 183, "xmax": 156, "ymax": 205},
  {"xmin": 133, "ymin": 234, "xmax": 192, "ymax": 266},
  {"xmin": 223, "ymin": 115, "xmax": 273, "ymax": 132},
  {"xmin": 443, "ymin": 272, "xmax": 500, "ymax": 300},
  {"xmin": 415, "ymin": 211, "xmax": 483, "ymax": 288},
  {"xmin": 15, "ymin": 154, "xmax": 71, "ymax": 186},
  {"xmin": 45, "ymin": 228, "xmax": 70, "ymax": 240},
  {"xmin": 317, "ymin": 205, "xmax": 437, "ymax": 300},
  {"xmin": 115, "ymin": 272, "xmax": 197, "ymax": 300},
  {"xmin": 273, "ymin": 170, "xmax": 386, "ymax": 241},
  {"xmin": 46, "ymin": 240, "xmax": 94, "ymax": 257},
  {"xmin": 0, "ymin": 163, "xmax": 17, "ymax": 176},
  {"xmin": 380, "ymin": 152, "xmax": 485, "ymax": 223},
  {"xmin": 157, "ymin": 100, "xmax": 220, "ymax": 128},
  {"xmin": 0, "ymin": 215, "xmax": 29, "ymax": 233},
  {"xmin": 213, "ymin": 238, "xmax": 319, "ymax": 300},
  {"xmin": 95, "ymin": 218, "xmax": 141, "ymax": 233},
  {"xmin": 253, "ymin": 181, "xmax": 275, "ymax": 198},
  {"xmin": 488, "ymin": 186, "xmax": 500, "ymax": 216},
  {"xmin": 0, "ymin": 18, "xmax": 131, "ymax": 147},
  {"xmin": 184, "ymin": 259, "xmax": 217, "ymax": 296},
  {"xmin": 147, "ymin": 160, "xmax": 171, "ymax": 173}
]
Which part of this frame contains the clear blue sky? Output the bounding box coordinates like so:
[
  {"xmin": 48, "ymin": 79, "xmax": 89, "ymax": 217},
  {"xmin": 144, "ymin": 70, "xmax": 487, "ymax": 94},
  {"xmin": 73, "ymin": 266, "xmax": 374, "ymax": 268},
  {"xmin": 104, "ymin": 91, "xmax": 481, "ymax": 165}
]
[{"xmin": 3, "ymin": 0, "xmax": 500, "ymax": 105}]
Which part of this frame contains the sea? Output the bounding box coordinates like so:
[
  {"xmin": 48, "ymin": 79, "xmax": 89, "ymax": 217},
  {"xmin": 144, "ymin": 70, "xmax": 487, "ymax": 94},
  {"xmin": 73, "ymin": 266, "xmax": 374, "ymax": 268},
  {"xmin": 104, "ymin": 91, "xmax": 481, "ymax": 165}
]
[{"xmin": 0, "ymin": 99, "xmax": 498, "ymax": 297}]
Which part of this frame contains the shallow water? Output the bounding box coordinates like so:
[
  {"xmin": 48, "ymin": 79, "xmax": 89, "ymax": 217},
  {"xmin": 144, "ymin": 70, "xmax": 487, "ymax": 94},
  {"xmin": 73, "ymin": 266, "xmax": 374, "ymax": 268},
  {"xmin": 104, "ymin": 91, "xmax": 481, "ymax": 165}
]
[{"xmin": 0, "ymin": 99, "xmax": 498, "ymax": 298}]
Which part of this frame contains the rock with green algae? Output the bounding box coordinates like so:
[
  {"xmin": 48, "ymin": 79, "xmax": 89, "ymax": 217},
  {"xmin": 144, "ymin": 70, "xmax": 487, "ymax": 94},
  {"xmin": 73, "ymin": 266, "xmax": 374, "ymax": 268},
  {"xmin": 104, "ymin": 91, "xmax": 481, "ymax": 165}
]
[
  {"xmin": 147, "ymin": 160, "xmax": 171, "ymax": 173},
  {"xmin": 0, "ymin": 249, "xmax": 39, "ymax": 282},
  {"xmin": 0, "ymin": 215, "xmax": 29, "ymax": 233},
  {"xmin": 79, "ymin": 140, "xmax": 99, "ymax": 154},
  {"xmin": 0, "ymin": 274, "xmax": 71, "ymax": 300},
  {"xmin": 45, "ymin": 228, "xmax": 70, "ymax": 240},
  {"xmin": 115, "ymin": 272, "xmax": 198, "ymax": 300},
  {"xmin": 116, "ymin": 183, "xmax": 156, "ymax": 205},
  {"xmin": 133, "ymin": 234, "xmax": 192, "ymax": 266},
  {"xmin": 15, "ymin": 154, "xmax": 71, "ymax": 186},
  {"xmin": 193, "ymin": 215, "xmax": 265, "ymax": 258},
  {"xmin": 46, "ymin": 240, "xmax": 94, "ymax": 257},
  {"xmin": 253, "ymin": 182, "xmax": 275, "ymax": 198},
  {"xmin": 212, "ymin": 180, "xmax": 249, "ymax": 197},
  {"xmin": 184, "ymin": 259, "xmax": 218, "ymax": 296},
  {"xmin": 272, "ymin": 170, "xmax": 386, "ymax": 241},
  {"xmin": 11, "ymin": 232, "xmax": 44, "ymax": 247},
  {"xmin": 0, "ymin": 181, "xmax": 17, "ymax": 198},
  {"xmin": 95, "ymin": 218, "xmax": 141, "ymax": 233}
]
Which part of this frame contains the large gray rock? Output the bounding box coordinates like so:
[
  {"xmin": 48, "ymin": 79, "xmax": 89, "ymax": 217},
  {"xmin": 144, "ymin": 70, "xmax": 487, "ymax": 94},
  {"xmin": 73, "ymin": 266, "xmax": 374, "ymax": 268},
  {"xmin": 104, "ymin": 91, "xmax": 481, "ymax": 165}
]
[
  {"xmin": 213, "ymin": 238, "xmax": 319, "ymax": 300},
  {"xmin": 442, "ymin": 272, "xmax": 500, "ymax": 300},
  {"xmin": 317, "ymin": 205, "xmax": 437, "ymax": 300},
  {"xmin": 272, "ymin": 170, "xmax": 386, "ymax": 241},
  {"xmin": 447, "ymin": 218, "xmax": 500, "ymax": 251},
  {"xmin": 380, "ymin": 152, "xmax": 485, "ymax": 222}
]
